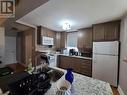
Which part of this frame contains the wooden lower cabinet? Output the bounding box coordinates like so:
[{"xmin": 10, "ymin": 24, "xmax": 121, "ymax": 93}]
[{"xmin": 58, "ymin": 55, "xmax": 92, "ymax": 77}]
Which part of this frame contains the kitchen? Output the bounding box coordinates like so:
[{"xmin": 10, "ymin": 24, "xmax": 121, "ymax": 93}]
[
  {"xmin": 0, "ymin": 0, "xmax": 127, "ymax": 95},
  {"xmin": 35, "ymin": 20, "xmax": 120, "ymax": 80},
  {"xmin": 12, "ymin": 19, "xmax": 120, "ymax": 94}
]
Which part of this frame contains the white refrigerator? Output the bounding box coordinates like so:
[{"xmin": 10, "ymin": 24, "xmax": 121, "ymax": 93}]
[{"xmin": 92, "ymin": 41, "xmax": 119, "ymax": 87}]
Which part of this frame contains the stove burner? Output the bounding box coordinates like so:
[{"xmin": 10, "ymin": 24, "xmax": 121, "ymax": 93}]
[{"xmin": 8, "ymin": 72, "xmax": 51, "ymax": 95}]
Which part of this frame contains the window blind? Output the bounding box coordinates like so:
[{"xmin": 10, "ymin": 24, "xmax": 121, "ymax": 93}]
[{"xmin": 67, "ymin": 32, "xmax": 78, "ymax": 47}]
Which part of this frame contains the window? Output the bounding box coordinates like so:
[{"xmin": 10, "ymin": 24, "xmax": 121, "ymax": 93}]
[
  {"xmin": 67, "ymin": 32, "xmax": 78, "ymax": 51},
  {"xmin": 67, "ymin": 32, "xmax": 78, "ymax": 47}
]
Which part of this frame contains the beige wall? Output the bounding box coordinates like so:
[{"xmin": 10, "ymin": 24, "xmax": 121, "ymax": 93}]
[{"xmin": 119, "ymin": 16, "xmax": 127, "ymax": 94}]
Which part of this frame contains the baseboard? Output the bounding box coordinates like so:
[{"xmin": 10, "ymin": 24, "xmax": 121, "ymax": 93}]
[{"xmin": 118, "ymin": 85, "xmax": 125, "ymax": 95}]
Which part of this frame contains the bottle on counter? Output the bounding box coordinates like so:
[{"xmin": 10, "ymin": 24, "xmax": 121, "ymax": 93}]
[{"xmin": 65, "ymin": 68, "xmax": 74, "ymax": 84}]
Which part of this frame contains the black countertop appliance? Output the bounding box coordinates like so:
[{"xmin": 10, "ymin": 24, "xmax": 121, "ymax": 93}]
[
  {"xmin": 8, "ymin": 72, "xmax": 51, "ymax": 95},
  {"xmin": 69, "ymin": 49, "xmax": 76, "ymax": 56}
]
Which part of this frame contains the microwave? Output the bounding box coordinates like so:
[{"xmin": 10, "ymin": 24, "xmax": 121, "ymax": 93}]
[{"xmin": 42, "ymin": 36, "xmax": 54, "ymax": 45}]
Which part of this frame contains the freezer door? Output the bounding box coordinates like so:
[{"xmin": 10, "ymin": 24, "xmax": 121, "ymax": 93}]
[
  {"xmin": 92, "ymin": 54, "xmax": 118, "ymax": 87},
  {"xmin": 93, "ymin": 41, "xmax": 119, "ymax": 55}
]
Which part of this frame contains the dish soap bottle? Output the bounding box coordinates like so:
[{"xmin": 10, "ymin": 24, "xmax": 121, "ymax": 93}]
[{"xmin": 65, "ymin": 68, "xmax": 74, "ymax": 84}]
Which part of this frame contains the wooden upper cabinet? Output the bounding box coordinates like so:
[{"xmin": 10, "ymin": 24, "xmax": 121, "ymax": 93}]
[
  {"xmin": 77, "ymin": 29, "xmax": 84, "ymax": 48},
  {"xmin": 41, "ymin": 26, "xmax": 56, "ymax": 37},
  {"xmin": 37, "ymin": 26, "xmax": 41, "ymax": 44},
  {"xmin": 77, "ymin": 28, "xmax": 92, "ymax": 49},
  {"xmin": 60, "ymin": 32, "xmax": 67, "ymax": 49},
  {"xmin": 104, "ymin": 21, "xmax": 120, "ymax": 41},
  {"xmin": 37, "ymin": 26, "xmax": 56, "ymax": 45},
  {"xmin": 93, "ymin": 24, "xmax": 105, "ymax": 41},
  {"xmin": 55, "ymin": 32, "xmax": 67, "ymax": 50},
  {"xmin": 55, "ymin": 32, "xmax": 61, "ymax": 50},
  {"xmin": 93, "ymin": 20, "xmax": 120, "ymax": 41}
]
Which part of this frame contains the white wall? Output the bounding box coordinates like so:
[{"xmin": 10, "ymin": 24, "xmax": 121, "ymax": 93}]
[
  {"xmin": 0, "ymin": 27, "xmax": 5, "ymax": 64},
  {"xmin": 119, "ymin": 15, "xmax": 127, "ymax": 95},
  {"xmin": 4, "ymin": 36, "xmax": 17, "ymax": 64},
  {"xmin": 0, "ymin": 27, "xmax": 17, "ymax": 65}
]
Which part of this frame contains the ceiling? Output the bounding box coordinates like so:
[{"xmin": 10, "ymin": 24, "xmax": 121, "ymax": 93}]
[{"xmin": 17, "ymin": 0, "xmax": 127, "ymax": 31}]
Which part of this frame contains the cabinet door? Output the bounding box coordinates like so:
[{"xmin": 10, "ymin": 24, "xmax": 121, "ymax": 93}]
[
  {"xmin": 80, "ymin": 59, "xmax": 92, "ymax": 77},
  {"xmin": 37, "ymin": 26, "xmax": 41, "ymax": 44},
  {"xmin": 93, "ymin": 24, "xmax": 105, "ymax": 41},
  {"xmin": 83, "ymin": 28, "xmax": 92, "ymax": 48},
  {"xmin": 69, "ymin": 57, "xmax": 82, "ymax": 73},
  {"xmin": 93, "ymin": 21, "xmax": 120, "ymax": 41},
  {"xmin": 78, "ymin": 28, "xmax": 92, "ymax": 48},
  {"xmin": 59, "ymin": 56, "xmax": 71, "ymax": 69},
  {"xmin": 104, "ymin": 21, "xmax": 120, "ymax": 41},
  {"xmin": 41, "ymin": 27, "xmax": 47, "ymax": 36},
  {"xmin": 55, "ymin": 32, "xmax": 67, "ymax": 50},
  {"xmin": 55, "ymin": 32, "xmax": 61, "ymax": 50},
  {"xmin": 41, "ymin": 27, "xmax": 56, "ymax": 38},
  {"xmin": 37, "ymin": 26, "xmax": 56, "ymax": 46},
  {"xmin": 47, "ymin": 29, "xmax": 56, "ymax": 38},
  {"xmin": 77, "ymin": 29, "xmax": 85, "ymax": 49},
  {"xmin": 58, "ymin": 55, "xmax": 92, "ymax": 77},
  {"xmin": 60, "ymin": 32, "xmax": 67, "ymax": 49}
]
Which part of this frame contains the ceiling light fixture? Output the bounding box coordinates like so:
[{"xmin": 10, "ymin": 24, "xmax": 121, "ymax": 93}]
[{"xmin": 62, "ymin": 22, "xmax": 71, "ymax": 30}]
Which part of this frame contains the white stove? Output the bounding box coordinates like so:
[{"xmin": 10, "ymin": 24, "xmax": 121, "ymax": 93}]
[{"xmin": 47, "ymin": 54, "xmax": 57, "ymax": 67}]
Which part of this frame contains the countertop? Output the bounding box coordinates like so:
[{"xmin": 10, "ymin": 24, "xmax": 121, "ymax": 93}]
[
  {"xmin": 57, "ymin": 54, "xmax": 92, "ymax": 60},
  {"xmin": 0, "ymin": 67, "xmax": 112, "ymax": 95},
  {"xmin": 36, "ymin": 50, "xmax": 92, "ymax": 60},
  {"xmin": 45, "ymin": 67, "xmax": 113, "ymax": 95}
]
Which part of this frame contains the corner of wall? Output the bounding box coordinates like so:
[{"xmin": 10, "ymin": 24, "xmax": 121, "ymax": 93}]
[{"xmin": 119, "ymin": 16, "xmax": 127, "ymax": 95}]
